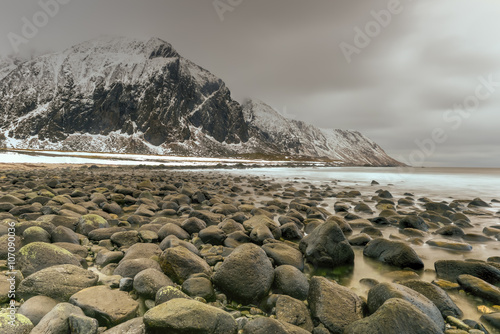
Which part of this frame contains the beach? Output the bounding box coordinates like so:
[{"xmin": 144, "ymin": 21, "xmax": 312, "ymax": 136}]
[{"xmin": 0, "ymin": 164, "xmax": 499, "ymax": 333}]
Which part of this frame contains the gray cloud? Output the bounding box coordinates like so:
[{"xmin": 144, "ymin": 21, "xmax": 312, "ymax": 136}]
[{"xmin": 0, "ymin": 0, "xmax": 499, "ymax": 167}]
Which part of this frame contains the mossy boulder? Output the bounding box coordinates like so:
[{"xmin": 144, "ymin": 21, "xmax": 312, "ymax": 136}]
[
  {"xmin": 0, "ymin": 313, "xmax": 33, "ymax": 334},
  {"xmin": 77, "ymin": 214, "xmax": 109, "ymax": 235},
  {"xmin": 18, "ymin": 242, "xmax": 82, "ymax": 276}
]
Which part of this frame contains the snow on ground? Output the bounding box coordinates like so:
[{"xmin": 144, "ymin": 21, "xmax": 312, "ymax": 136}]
[{"xmin": 0, "ymin": 150, "xmax": 287, "ymax": 166}]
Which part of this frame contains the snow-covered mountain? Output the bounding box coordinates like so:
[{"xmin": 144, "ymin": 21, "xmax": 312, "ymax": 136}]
[
  {"xmin": 0, "ymin": 36, "xmax": 402, "ymax": 166},
  {"xmin": 242, "ymin": 100, "xmax": 402, "ymax": 166},
  {"xmin": 0, "ymin": 56, "xmax": 22, "ymax": 81}
]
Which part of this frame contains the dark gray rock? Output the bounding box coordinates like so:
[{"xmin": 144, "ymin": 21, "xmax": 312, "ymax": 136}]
[
  {"xmin": 457, "ymin": 274, "xmax": 500, "ymax": 305},
  {"xmin": 51, "ymin": 225, "xmax": 80, "ymax": 244},
  {"xmin": 435, "ymin": 260, "xmax": 500, "ymax": 284},
  {"xmin": 31, "ymin": 302, "xmax": 85, "ymax": 334},
  {"xmin": 299, "ymin": 220, "xmax": 354, "ymax": 268},
  {"xmin": 114, "ymin": 258, "xmax": 162, "ymax": 278},
  {"xmin": 155, "ymin": 286, "xmax": 191, "ymax": 305},
  {"xmin": 273, "ymin": 265, "xmax": 309, "ymax": 301},
  {"xmin": 133, "ymin": 268, "xmax": 174, "ymax": 299},
  {"xmin": 262, "ymin": 242, "xmax": 304, "ymax": 270},
  {"xmin": 159, "ymin": 245, "xmax": 211, "ymax": 284},
  {"xmin": 400, "ymin": 280, "xmax": 463, "ymax": 318},
  {"xmin": 157, "ymin": 223, "xmax": 190, "ymax": 240},
  {"xmin": 96, "ymin": 250, "xmax": 124, "ymax": 268},
  {"xmin": 363, "ymin": 238, "xmax": 424, "ymax": 270},
  {"xmin": 199, "ymin": 225, "xmax": 226, "ymax": 245},
  {"xmin": 399, "ymin": 216, "xmax": 429, "ymax": 232},
  {"xmin": 480, "ymin": 312, "xmax": 500, "ymax": 331},
  {"xmin": 181, "ymin": 276, "xmax": 215, "ymax": 301},
  {"xmin": 159, "ymin": 234, "xmax": 200, "ymax": 255},
  {"xmin": 68, "ymin": 314, "xmax": 99, "ymax": 334},
  {"xmin": 181, "ymin": 217, "xmax": 207, "ymax": 234},
  {"xmin": 367, "ymin": 282, "xmax": 444, "ymax": 330},
  {"xmin": 276, "ymin": 295, "xmax": 314, "ymax": 332},
  {"xmin": 344, "ymin": 298, "xmax": 443, "ymax": 334},
  {"xmin": 213, "ymin": 243, "xmax": 274, "ymax": 304},
  {"xmin": 308, "ymin": 276, "xmax": 364, "ymax": 334}
]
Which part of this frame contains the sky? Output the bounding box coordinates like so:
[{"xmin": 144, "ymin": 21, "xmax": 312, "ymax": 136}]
[{"xmin": 0, "ymin": 0, "xmax": 499, "ymax": 167}]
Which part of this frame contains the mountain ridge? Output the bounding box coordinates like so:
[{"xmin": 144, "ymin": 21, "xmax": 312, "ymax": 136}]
[{"xmin": 0, "ymin": 36, "xmax": 403, "ymax": 166}]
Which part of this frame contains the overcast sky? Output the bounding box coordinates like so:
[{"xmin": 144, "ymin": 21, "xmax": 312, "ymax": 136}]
[{"xmin": 1, "ymin": 0, "xmax": 499, "ymax": 167}]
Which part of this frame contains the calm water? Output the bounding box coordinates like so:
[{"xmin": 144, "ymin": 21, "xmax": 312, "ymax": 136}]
[{"xmin": 221, "ymin": 166, "xmax": 500, "ymax": 200}]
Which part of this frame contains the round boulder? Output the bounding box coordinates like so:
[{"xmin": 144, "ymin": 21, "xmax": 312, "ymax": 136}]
[
  {"xmin": 144, "ymin": 298, "xmax": 237, "ymax": 334},
  {"xmin": 213, "ymin": 243, "xmax": 274, "ymax": 304}
]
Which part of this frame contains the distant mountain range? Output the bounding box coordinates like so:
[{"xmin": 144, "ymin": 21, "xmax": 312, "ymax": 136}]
[{"xmin": 0, "ymin": 36, "xmax": 403, "ymax": 166}]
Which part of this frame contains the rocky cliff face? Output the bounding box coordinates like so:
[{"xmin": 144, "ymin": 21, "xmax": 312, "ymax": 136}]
[{"xmin": 0, "ymin": 36, "xmax": 402, "ymax": 166}]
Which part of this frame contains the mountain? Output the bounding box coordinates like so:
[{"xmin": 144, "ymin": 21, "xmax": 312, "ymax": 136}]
[
  {"xmin": 0, "ymin": 56, "xmax": 22, "ymax": 81},
  {"xmin": 242, "ymin": 100, "xmax": 402, "ymax": 166},
  {"xmin": 0, "ymin": 36, "xmax": 402, "ymax": 166}
]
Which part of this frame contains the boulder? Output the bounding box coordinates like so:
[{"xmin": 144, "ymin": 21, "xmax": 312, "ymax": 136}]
[
  {"xmin": 426, "ymin": 239, "xmax": 472, "ymax": 252},
  {"xmin": 69, "ymin": 286, "xmax": 139, "ymax": 327},
  {"xmin": 51, "ymin": 225, "xmax": 80, "ymax": 244},
  {"xmin": 133, "ymin": 268, "xmax": 174, "ymax": 299},
  {"xmin": 399, "ymin": 215, "xmax": 429, "ymax": 231},
  {"xmin": 114, "ymin": 258, "xmax": 162, "ymax": 278},
  {"xmin": 299, "ymin": 220, "xmax": 354, "ymax": 268},
  {"xmin": 344, "ymin": 298, "xmax": 443, "ymax": 334},
  {"xmin": 457, "ymin": 274, "xmax": 500, "ymax": 305},
  {"xmin": 0, "ymin": 313, "xmax": 33, "ymax": 334},
  {"xmin": 77, "ymin": 214, "xmax": 109, "ymax": 235},
  {"xmin": 122, "ymin": 243, "xmax": 162, "ymax": 261},
  {"xmin": 155, "ymin": 286, "xmax": 191, "ymax": 305},
  {"xmin": 213, "ymin": 243, "xmax": 274, "ymax": 304},
  {"xmin": 308, "ymin": 276, "xmax": 364, "ymax": 334},
  {"xmin": 18, "ymin": 242, "xmax": 82, "ymax": 276},
  {"xmin": 182, "ymin": 277, "xmax": 215, "ymax": 301},
  {"xmin": 276, "ymin": 295, "xmax": 314, "ymax": 332},
  {"xmin": 101, "ymin": 317, "xmax": 146, "ymax": 334},
  {"xmin": 18, "ymin": 296, "xmax": 58, "ymax": 326},
  {"xmin": 400, "ymin": 280, "xmax": 462, "ymax": 318},
  {"xmin": 363, "ymin": 238, "xmax": 424, "ymax": 270},
  {"xmin": 242, "ymin": 317, "xmax": 310, "ymax": 334},
  {"xmin": 434, "ymin": 260, "xmax": 500, "ymax": 284},
  {"xmin": 262, "ymin": 242, "xmax": 304, "ymax": 270},
  {"xmin": 273, "ymin": 265, "xmax": 309, "ymax": 301},
  {"xmin": 367, "ymin": 282, "xmax": 444, "ymax": 330},
  {"xmin": 199, "ymin": 225, "xmax": 226, "ymax": 245},
  {"xmin": 480, "ymin": 313, "xmax": 500, "ymax": 331},
  {"xmin": 18, "ymin": 264, "xmax": 98, "ymax": 301},
  {"xmin": 31, "ymin": 303, "xmax": 85, "ymax": 334},
  {"xmin": 144, "ymin": 298, "xmax": 237, "ymax": 334},
  {"xmin": 159, "ymin": 246, "xmax": 211, "ymax": 284},
  {"xmin": 22, "ymin": 226, "xmax": 51, "ymax": 244}
]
